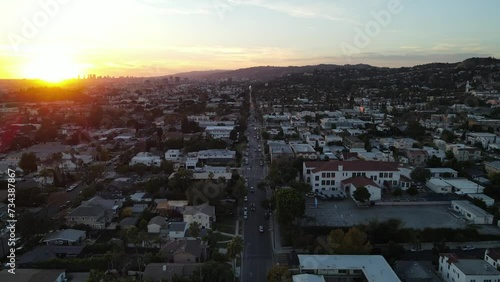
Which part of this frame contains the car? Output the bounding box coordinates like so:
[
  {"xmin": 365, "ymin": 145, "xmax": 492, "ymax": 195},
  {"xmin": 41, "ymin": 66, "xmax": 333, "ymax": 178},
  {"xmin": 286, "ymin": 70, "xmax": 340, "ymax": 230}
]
[
  {"xmin": 461, "ymin": 245, "xmax": 475, "ymax": 251},
  {"xmin": 410, "ymin": 248, "xmax": 423, "ymax": 252},
  {"xmin": 250, "ymin": 187, "xmax": 255, "ymax": 193},
  {"xmin": 250, "ymin": 203, "xmax": 256, "ymax": 211},
  {"xmin": 244, "ymin": 207, "xmax": 248, "ymax": 212},
  {"xmin": 243, "ymin": 211, "xmax": 248, "ymax": 220},
  {"xmin": 244, "ymin": 196, "xmax": 248, "ymax": 202},
  {"xmin": 259, "ymin": 226, "xmax": 264, "ymax": 233}
]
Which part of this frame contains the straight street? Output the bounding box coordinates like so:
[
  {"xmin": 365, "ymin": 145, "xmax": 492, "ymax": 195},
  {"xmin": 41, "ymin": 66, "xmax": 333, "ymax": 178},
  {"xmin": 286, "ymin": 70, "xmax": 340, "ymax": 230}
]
[{"xmin": 241, "ymin": 93, "xmax": 273, "ymax": 282}]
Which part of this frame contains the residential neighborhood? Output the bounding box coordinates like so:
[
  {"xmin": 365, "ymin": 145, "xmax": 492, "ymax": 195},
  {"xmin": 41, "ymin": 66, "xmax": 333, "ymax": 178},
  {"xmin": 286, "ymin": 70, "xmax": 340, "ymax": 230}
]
[{"xmin": 2, "ymin": 57, "xmax": 500, "ymax": 282}]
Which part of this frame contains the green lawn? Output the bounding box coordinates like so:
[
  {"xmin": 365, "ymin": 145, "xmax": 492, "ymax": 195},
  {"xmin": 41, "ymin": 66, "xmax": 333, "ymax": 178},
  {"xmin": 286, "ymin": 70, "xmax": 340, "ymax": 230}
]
[
  {"xmin": 214, "ymin": 232, "xmax": 234, "ymax": 242},
  {"xmin": 216, "ymin": 216, "xmax": 236, "ymax": 234}
]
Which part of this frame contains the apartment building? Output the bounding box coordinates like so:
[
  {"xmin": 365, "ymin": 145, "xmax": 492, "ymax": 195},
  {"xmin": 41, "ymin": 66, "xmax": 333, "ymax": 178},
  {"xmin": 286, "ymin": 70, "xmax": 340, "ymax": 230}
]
[
  {"xmin": 303, "ymin": 160, "xmax": 401, "ymax": 193},
  {"xmin": 439, "ymin": 253, "xmax": 500, "ymax": 282}
]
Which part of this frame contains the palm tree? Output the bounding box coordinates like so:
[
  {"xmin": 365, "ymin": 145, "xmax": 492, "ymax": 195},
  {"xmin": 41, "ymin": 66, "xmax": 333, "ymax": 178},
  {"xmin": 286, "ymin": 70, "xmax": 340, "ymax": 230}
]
[
  {"xmin": 188, "ymin": 221, "xmax": 202, "ymax": 238},
  {"xmin": 227, "ymin": 236, "xmax": 243, "ymax": 282}
]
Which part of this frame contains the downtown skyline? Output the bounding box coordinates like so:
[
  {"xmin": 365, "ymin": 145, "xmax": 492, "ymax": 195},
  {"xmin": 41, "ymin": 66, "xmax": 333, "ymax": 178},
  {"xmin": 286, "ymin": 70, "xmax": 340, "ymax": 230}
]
[{"xmin": 1, "ymin": 0, "xmax": 500, "ymax": 81}]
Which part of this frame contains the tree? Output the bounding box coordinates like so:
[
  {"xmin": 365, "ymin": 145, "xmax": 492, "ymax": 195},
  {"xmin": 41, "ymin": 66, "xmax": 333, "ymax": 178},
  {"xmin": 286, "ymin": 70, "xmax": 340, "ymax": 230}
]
[
  {"xmin": 405, "ymin": 121, "xmax": 426, "ymax": 140},
  {"xmin": 226, "ymin": 236, "xmax": 243, "ymax": 280},
  {"xmin": 353, "ymin": 186, "xmax": 371, "ymax": 203},
  {"xmin": 327, "ymin": 227, "xmax": 372, "ymax": 255},
  {"xmin": 267, "ymin": 265, "xmax": 292, "ymax": 282},
  {"xmin": 407, "ymin": 187, "xmax": 419, "ymax": 196},
  {"xmin": 160, "ymin": 160, "xmax": 174, "ymax": 174},
  {"xmin": 393, "ymin": 188, "xmax": 402, "ymax": 196},
  {"xmin": 445, "ymin": 150, "xmax": 455, "ymax": 160},
  {"xmin": 195, "ymin": 260, "xmax": 233, "ymax": 282},
  {"xmin": 79, "ymin": 164, "xmax": 106, "ymax": 185},
  {"xmin": 229, "ymin": 129, "xmax": 238, "ymax": 141},
  {"xmin": 410, "ymin": 167, "xmax": 431, "ymax": 184},
  {"xmin": 19, "ymin": 152, "xmax": 37, "ymax": 174},
  {"xmin": 188, "ymin": 221, "xmax": 202, "ymax": 238},
  {"xmin": 275, "ymin": 188, "xmax": 305, "ymax": 224},
  {"xmin": 426, "ymin": 155, "xmax": 442, "ymax": 167}
]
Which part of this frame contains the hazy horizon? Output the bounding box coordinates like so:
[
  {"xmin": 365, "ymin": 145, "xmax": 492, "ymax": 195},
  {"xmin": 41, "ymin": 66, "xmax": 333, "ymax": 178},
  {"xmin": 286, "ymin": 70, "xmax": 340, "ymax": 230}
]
[{"xmin": 1, "ymin": 0, "xmax": 500, "ymax": 81}]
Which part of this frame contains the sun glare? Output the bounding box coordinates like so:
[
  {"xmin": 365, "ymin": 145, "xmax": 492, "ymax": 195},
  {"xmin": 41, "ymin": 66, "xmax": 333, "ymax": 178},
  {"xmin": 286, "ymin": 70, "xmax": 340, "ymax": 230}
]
[{"xmin": 23, "ymin": 51, "xmax": 83, "ymax": 83}]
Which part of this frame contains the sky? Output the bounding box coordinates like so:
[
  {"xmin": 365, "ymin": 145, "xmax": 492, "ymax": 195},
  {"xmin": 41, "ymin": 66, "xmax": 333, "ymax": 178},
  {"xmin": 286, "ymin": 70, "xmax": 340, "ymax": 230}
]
[{"xmin": 1, "ymin": 0, "xmax": 499, "ymax": 80}]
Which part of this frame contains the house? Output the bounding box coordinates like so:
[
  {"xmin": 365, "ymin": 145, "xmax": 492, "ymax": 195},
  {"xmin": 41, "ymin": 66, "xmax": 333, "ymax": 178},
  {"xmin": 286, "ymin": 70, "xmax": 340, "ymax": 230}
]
[
  {"xmin": 130, "ymin": 192, "xmax": 152, "ymax": 202},
  {"xmin": 17, "ymin": 245, "xmax": 84, "ymax": 267},
  {"xmin": 303, "ymin": 161, "xmax": 401, "ymax": 193},
  {"xmin": 439, "ymin": 253, "xmax": 500, "ymax": 282},
  {"xmin": 427, "ymin": 178, "xmax": 484, "ymax": 194},
  {"xmin": 393, "ymin": 260, "xmax": 441, "ymax": 282},
  {"xmin": 167, "ymin": 222, "xmax": 188, "ymax": 239},
  {"xmin": 197, "ymin": 149, "xmax": 236, "ymax": 165},
  {"xmin": 451, "ymin": 200, "xmax": 494, "ymax": 224},
  {"xmin": 297, "ymin": 255, "xmax": 400, "ymax": 282},
  {"xmin": 426, "ymin": 178, "xmax": 453, "ymax": 193},
  {"xmin": 268, "ymin": 142, "xmax": 294, "ymax": 161},
  {"xmin": 129, "ymin": 152, "xmax": 162, "ymax": 167},
  {"xmin": 446, "ymin": 144, "xmax": 481, "ymax": 161},
  {"xmin": 429, "ymin": 168, "xmax": 458, "ymax": 178},
  {"xmin": 42, "ymin": 229, "xmax": 86, "ymax": 246},
  {"xmin": 341, "ymin": 177, "xmax": 381, "ymax": 202},
  {"xmin": 468, "ymin": 193, "xmax": 495, "ymax": 206},
  {"xmin": 182, "ymin": 203, "xmax": 215, "ymax": 229},
  {"xmin": 395, "ymin": 138, "xmax": 418, "ymax": 150},
  {"xmin": 290, "ymin": 143, "xmax": 318, "ymax": 159},
  {"xmin": 485, "ymin": 161, "xmax": 500, "ymax": 175},
  {"xmin": 159, "ymin": 239, "xmax": 206, "ymax": 263},
  {"xmin": 204, "ymin": 126, "xmax": 234, "ymax": 139},
  {"xmin": 485, "ymin": 248, "xmax": 500, "ymax": 269},
  {"xmin": 0, "ymin": 269, "xmax": 67, "ymax": 282},
  {"xmin": 143, "ymin": 263, "xmax": 202, "ymax": 282},
  {"xmin": 404, "ymin": 149, "xmax": 428, "ymax": 165},
  {"xmin": 81, "ymin": 196, "xmax": 122, "ymax": 217},
  {"xmin": 343, "ymin": 136, "xmax": 364, "ymax": 150},
  {"xmin": 466, "ymin": 132, "xmax": 498, "ymax": 148},
  {"xmin": 66, "ymin": 206, "xmax": 110, "ymax": 229},
  {"xmin": 306, "ymin": 135, "xmax": 326, "ymax": 148},
  {"xmin": 165, "ymin": 149, "xmax": 182, "ymax": 162},
  {"xmin": 148, "ymin": 216, "xmax": 169, "ymax": 234}
]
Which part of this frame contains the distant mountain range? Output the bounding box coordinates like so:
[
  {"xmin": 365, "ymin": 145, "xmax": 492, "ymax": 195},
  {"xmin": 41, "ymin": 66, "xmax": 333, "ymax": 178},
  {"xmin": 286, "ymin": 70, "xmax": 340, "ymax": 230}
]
[{"xmin": 171, "ymin": 57, "xmax": 500, "ymax": 81}]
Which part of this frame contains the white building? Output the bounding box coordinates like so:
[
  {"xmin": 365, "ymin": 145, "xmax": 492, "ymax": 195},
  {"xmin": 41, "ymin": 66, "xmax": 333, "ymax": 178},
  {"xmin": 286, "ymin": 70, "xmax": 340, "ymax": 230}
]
[
  {"xmin": 468, "ymin": 193, "xmax": 495, "ymax": 207},
  {"xmin": 297, "ymin": 255, "xmax": 400, "ymax": 282},
  {"xmin": 429, "ymin": 168, "xmax": 458, "ymax": 178},
  {"xmin": 165, "ymin": 149, "xmax": 182, "ymax": 162},
  {"xmin": 182, "ymin": 203, "xmax": 215, "ymax": 229},
  {"xmin": 466, "ymin": 132, "xmax": 498, "ymax": 148},
  {"xmin": 129, "ymin": 152, "xmax": 162, "ymax": 167},
  {"xmin": 303, "ymin": 160, "xmax": 401, "ymax": 193},
  {"xmin": 205, "ymin": 126, "xmax": 234, "ymax": 139},
  {"xmin": 426, "ymin": 178, "xmax": 453, "ymax": 193},
  {"xmin": 439, "ymin": 253, "xmax": 500, "ymax": 282},
  {"xmin": 451, "ymin": 200, "xmax": 494, "ymax": 224},
  {"xmin": 197, "ymin": 149, "xmax": 236, "ymax": 162},
  {"xmin": 290, "ymin": 143, "xmax": 318, "ymax": 160},
  {"xmin": 341, "ymin": 177, "xmax": 381, "ymax": 202},
  {"xmin": 485, "ymin": 248, "xmax": 500, "ymax": 269},
  {"xmin": 292, "ymin": 274, "xmax": 325, "ymax": 282},
  {"xmin": 446, "ymin": 144, "xmax": 481, "ymax": 161}
]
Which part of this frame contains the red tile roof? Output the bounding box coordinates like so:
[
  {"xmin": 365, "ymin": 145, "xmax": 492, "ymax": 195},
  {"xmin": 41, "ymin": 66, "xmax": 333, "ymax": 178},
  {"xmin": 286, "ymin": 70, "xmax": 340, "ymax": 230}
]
[
  {"xmin": 486, "ymin": 249, "xmax": 500, "ymax": 261},
  {"xmin": 306, "ymin": 160, "xmax": 399, "ymax": 173},
  {"xmin": 341, "ymin": 177, "xmax": 380, "ymax": 188}
]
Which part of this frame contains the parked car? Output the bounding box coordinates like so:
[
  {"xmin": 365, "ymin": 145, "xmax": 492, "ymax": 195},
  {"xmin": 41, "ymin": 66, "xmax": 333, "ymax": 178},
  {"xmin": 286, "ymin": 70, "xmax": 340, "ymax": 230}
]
[
  {"xmin": 461, "ymin": 245, "xmax": 475, "ymax": 251},
  {"xmin": 410, "ymin": 248, "xmax": 423, "ymax": 252},
  {"xmin": 259, "ymin": 226, "xmax": 264, "ymax": 233}
]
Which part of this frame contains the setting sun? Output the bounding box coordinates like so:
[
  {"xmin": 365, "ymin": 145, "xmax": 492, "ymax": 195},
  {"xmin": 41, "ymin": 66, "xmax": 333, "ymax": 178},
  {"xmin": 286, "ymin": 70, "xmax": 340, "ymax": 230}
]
[{"xmin": 23, "ymin": 51, "xmax": 83, "ymax": 83}]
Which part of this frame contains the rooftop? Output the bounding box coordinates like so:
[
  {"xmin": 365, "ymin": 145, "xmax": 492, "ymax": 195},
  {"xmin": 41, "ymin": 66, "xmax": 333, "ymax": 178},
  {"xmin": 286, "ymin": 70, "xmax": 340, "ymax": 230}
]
[{"xmin": 298, "ymin": 255, "xmax": 401, "ymax": 282}]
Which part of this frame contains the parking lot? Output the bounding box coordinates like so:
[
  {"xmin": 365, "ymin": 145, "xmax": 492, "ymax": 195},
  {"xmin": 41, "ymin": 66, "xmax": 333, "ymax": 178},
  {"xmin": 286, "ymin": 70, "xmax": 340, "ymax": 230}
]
[{"xmin": 303, "ymin": 198, "xmax": 468, "ymax": 229}]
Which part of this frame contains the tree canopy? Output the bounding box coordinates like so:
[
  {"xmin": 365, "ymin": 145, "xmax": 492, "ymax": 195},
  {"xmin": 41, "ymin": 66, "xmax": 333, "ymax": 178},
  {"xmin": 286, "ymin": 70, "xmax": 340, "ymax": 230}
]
[{"xmin": 276, "ymin": 188, "xmax": 305, "ymax": 224}]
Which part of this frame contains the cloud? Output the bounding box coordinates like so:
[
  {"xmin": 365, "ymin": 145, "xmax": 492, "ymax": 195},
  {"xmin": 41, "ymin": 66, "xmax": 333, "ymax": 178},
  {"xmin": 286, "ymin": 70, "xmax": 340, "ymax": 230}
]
[{"xmin": 231, "ymin": 0, "xmax": 358, "ymax": 24}]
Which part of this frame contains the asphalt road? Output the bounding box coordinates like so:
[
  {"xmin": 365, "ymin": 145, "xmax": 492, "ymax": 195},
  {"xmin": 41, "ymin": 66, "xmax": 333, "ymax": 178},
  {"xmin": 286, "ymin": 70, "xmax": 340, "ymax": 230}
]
[{"xmin": 241, "ymin": 98, "xmax": 273, "ymax": 282}]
